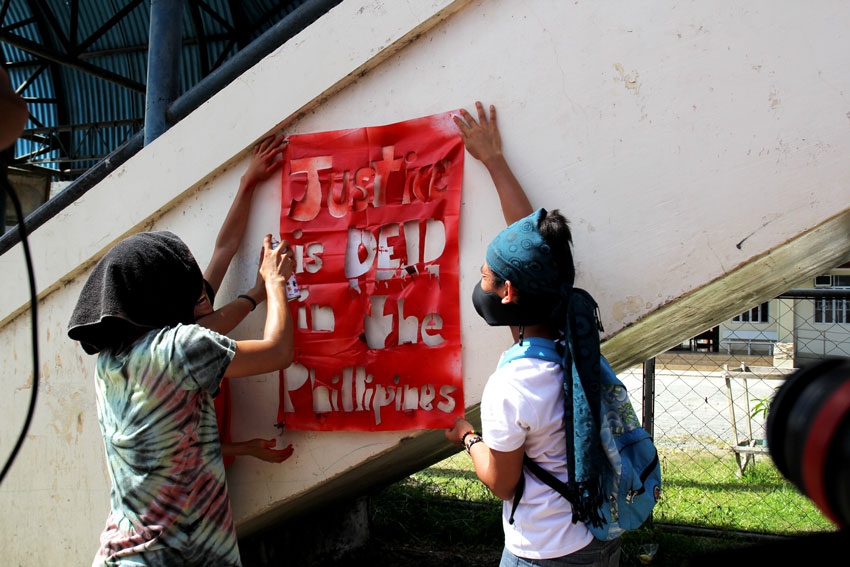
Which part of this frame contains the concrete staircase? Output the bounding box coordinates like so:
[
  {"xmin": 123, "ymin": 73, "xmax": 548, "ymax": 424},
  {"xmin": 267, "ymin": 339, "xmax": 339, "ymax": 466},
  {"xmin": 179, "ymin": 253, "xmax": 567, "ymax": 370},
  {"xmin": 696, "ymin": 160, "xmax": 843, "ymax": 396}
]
[{"xmin": 4, "ymin": 2, "xmax": 850, "ymax": 564}]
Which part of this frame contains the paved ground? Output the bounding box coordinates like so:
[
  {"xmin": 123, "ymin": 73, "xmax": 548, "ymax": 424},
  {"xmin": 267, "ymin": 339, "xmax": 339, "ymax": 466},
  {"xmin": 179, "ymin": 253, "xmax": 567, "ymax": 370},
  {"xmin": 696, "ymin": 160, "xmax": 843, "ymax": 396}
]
[{"xmin": 618, "ymin": 366, "xmax": 785, "ymax": 449}]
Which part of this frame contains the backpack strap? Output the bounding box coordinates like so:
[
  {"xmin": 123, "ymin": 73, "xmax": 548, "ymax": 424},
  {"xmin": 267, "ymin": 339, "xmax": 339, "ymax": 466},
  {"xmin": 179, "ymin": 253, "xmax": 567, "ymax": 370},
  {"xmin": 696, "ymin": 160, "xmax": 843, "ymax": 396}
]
[
  {"xmin": 523, "ymin": 455, "xmax": 573, "ymax": 498},
  {"xmin": 508, "ymin": 455, "xmax": 576, "ymax": 524},
  {"xmin": 508, "ymin": 469, "xmax": 524, "ymax": 525},
  {"xmin": 497, "ymin": 336, "xmax": 562, "ymax": 369},
  {"xmin": 501, "ymin": 338, "xmax": 565, "ymax": 524}
]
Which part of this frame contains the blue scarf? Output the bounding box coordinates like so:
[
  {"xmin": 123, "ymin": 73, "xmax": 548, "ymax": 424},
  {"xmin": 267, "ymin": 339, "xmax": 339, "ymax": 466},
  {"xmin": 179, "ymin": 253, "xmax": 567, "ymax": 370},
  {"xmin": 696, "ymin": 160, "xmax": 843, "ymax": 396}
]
[{"xmin": 488, "ymin": 209, "xmax": 605, "ymax": 528}]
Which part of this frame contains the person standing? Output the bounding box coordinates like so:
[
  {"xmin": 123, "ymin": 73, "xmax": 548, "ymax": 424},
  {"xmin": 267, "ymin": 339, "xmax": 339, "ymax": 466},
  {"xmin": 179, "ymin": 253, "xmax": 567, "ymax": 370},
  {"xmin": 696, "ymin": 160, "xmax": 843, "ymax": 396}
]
[
  {"xmin": 69, "ymin": 231, "xmax": 295, "ymax": 566},
  {"xmin": 446, "ymin": 102, "xmax": 620, "ymax": 567}
]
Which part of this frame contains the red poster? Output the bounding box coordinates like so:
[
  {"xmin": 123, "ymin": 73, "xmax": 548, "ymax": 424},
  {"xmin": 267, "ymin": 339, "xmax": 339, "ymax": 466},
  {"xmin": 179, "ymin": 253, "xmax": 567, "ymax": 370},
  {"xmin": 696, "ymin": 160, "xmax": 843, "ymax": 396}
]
[{"xmin": 277, "ymin": 112, "xmax": 464, "ymax": 431}]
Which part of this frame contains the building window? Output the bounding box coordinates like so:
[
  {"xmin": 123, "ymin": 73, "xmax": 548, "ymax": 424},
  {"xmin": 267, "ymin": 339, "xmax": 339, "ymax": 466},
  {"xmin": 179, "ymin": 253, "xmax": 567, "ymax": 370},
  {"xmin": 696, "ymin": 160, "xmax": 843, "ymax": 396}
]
[
  {"xmin": 733, "ymin": 302, "xmax": 769, "ymax": 323},
  {"xmin": 815, "ymin": 299, "xmax": 850, "ymax": 324},
  {"xmin": 814, "ymin": 274, "xmax": 850, "ymax": 288}
]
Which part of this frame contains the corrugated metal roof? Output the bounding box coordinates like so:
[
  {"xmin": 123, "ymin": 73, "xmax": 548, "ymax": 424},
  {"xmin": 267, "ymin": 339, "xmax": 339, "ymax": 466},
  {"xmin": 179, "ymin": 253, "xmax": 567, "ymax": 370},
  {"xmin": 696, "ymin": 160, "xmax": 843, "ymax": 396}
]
[{"xmin": 2, "ymin": 0, "xmax": 315, "ymax": 176}]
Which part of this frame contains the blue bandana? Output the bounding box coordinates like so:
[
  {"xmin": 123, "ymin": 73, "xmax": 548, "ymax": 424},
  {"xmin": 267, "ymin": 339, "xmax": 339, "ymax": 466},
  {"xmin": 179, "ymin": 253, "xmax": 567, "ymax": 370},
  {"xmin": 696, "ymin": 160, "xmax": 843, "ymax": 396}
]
[{"xmin": 485, "ymin": 208, "xmax": 560, "ymax": 295}]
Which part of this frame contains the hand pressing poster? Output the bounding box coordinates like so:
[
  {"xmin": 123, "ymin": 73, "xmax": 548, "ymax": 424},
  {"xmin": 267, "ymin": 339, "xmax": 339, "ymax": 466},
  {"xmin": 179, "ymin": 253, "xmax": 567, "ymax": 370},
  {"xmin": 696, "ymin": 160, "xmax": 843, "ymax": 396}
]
[{"xmin": 277, "ymin": 111, "xmax": 464, "ymax": 431}]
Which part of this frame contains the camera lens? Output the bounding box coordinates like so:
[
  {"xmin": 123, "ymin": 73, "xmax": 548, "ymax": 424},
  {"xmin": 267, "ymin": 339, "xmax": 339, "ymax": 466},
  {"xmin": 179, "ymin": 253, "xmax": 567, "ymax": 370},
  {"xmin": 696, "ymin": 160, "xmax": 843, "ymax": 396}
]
[{"xmin": 767, "ymin": 358, "xmax": 850, "ymax": 528}]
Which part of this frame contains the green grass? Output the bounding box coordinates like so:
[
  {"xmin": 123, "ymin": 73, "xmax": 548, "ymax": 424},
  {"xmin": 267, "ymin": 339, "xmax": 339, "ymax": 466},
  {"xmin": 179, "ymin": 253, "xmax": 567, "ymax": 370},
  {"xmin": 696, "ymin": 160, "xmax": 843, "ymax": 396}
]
[
  {"xmin": 394, "ymin": 449, "xmax": 835, "ymax": 535},
  {"xmin": 655, "ymin": 451, "xmax": 834, "ymax": 533},
  {"xmin": 367, "ymin": 448, "xmax": 837, "ymax": 566}
]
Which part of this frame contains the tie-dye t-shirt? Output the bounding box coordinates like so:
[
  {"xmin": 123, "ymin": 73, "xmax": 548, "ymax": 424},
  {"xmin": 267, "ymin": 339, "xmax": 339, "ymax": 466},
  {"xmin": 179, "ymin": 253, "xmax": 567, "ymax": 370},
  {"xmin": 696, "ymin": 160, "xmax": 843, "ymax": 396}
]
[{"xmin": 92, "ymin": 324, "xmax": 238, "ymax": 567}]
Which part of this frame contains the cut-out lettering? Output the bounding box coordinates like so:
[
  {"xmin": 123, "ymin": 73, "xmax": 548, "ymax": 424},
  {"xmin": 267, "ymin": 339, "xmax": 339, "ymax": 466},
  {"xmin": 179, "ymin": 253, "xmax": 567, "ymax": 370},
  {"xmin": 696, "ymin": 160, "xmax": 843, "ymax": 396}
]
[
  {"xmin": 278, "ymin": 111, "xmax": 464, "ymax": 431},
  {"xmin": 398, "ymin": 299, "xmax": 418, "ymax": 345},
  {"xmin": 284, "ymin": 364, "xmax": 460, "ymax": 426},
  {"xmin": 328, "ymin": 171, "xmax": 352, "ymax": 218},
  {"xmin": 289, "ymin": 155, "xmax": 332, "ymax": 221},
  {"xmin": 421, "ymin": 313, "xmax": 445, "ymax": 346},
  {"xmin": 372, "ymin": 145, "xmax": 403, "ymax": 208},
  {"xmin": 282, "ymin": 363, "xmax": 311, "ymax": 413},
  {"xmin": 364, "ymin": 295, "xmax": 393, "ymax": 349},
  {"xmin": 286, "ymin": 147, "xmax": 450, "ymax": 221},
  {"xmin": 364, "ymin": 295, "xmax": 445, "ymax": 349},
  {"xmin": 437, "ymin": 385, "xmax": 457, "ymax": 413},
  {"xmin": 423, "ymin": 219, "xmax": 445, "ymax": 263},
  {"xmin": 304, "ymin": 243, "xmax": 323, "ymax": 273},
  {"xmin": 311, "ymin": 304, "xmax": 335, "ymax": 332},
  {"xmin": 345, "ymin": 228, "xmax": 377, "ymax": 279},
  {"xmin": 419, "ymin": 384, "xmax": 436, "ymax": 411},
  {"xmin": 343, "ymin": 220, "xmax": 446, "ymax": 285},
  {"xmin": 376, "ymin": 223, "xmax": 400, "ymax": 281}
]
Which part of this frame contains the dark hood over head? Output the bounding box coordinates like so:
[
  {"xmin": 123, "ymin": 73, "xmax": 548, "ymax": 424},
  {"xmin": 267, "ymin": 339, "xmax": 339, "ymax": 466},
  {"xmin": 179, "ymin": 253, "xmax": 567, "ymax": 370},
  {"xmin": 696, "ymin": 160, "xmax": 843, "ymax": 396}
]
[{"xmin": 68, "ymin": 231, "xmax": 202, "ymax": 354}]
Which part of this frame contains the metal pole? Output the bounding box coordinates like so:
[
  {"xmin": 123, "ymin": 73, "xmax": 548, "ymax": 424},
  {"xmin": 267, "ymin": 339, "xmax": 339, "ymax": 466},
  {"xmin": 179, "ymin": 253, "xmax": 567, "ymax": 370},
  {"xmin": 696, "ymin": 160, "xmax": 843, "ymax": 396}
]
[
  {"xmin": 167, "ymin": 0, "xmax": 342, "ymax": 123},
  {"xmin": 642, "ymin": 357, "xmax": 656, "ymax": 438},
  {"xmin": 145, "ymin": 0, "xmax": 184, "ymax": 145},
  {"xmin": 1, "ymin": 149, "xmax": 9, "ymax": 236},
  {"xmin": 724, "ymin": 365, "xmax": 745, "ymax": 476}
]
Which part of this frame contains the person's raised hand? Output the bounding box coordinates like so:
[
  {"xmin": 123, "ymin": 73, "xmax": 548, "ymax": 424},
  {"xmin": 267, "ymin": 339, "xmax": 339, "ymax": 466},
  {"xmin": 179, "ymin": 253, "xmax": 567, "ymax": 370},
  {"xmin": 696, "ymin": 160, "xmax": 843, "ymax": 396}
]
[
  {"xmin": 260, "ymin": 235, "xmax": 295, "ymax": 291},
  {"xmin": 454, "ymin": 101, "xmax": 502, "ymax": 166},
  {"xmin": 244, "ymin": 438, "xmax": 294, "ymax": 463},
  {"xmin": 242, "ymin": 135, "xmax": 288, "ymax": 188},
  {"xmin": 445, "ymin": 417, "xmax": 475, "ymax": 449}
]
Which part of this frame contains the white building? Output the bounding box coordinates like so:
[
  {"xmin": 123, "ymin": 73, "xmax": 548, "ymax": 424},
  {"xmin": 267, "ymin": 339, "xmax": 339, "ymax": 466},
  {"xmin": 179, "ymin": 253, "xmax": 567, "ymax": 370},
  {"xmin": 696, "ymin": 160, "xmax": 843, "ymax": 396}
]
[{"xmin": 719, "ymin": 264, "xmax": 850, "ymax": 362}]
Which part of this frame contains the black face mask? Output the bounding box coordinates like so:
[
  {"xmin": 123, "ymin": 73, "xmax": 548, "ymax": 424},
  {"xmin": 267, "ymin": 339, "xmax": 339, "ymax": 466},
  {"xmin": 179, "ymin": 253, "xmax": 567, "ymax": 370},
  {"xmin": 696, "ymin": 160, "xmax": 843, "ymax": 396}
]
[{"xmin": 472, "ymin": 281, "xmax": 556, "ymax": 327}]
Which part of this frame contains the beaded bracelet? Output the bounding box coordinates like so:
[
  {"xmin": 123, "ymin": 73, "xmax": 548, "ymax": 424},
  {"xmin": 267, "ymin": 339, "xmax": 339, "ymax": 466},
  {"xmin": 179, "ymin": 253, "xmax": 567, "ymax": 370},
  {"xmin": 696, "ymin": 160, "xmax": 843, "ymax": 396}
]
[
  {"xmin": 461, "ymin": 430, "xmax": 480, "ymax": 446},
  {"xmin": 464, "ymin": 433, "xmax": 484, "ymax": 455},
  {"xmin": 237, "ymin": 294, "xmax": 257, "ymax": 311}
]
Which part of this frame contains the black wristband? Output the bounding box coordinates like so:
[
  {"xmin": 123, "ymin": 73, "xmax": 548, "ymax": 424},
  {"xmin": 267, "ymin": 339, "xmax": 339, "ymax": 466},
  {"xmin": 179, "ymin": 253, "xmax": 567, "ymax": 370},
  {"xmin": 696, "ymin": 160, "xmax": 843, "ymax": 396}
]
[
  {"xmin": 464, "ymin": 434, "xmax": 483, "ymax": 454},
  {"xmin": 461, "ymin": 430, "xmax": 480, "ymax": 446},
  {"xmin": 238, "ymin": 294, "xmax": 257, "ymax": 311}
]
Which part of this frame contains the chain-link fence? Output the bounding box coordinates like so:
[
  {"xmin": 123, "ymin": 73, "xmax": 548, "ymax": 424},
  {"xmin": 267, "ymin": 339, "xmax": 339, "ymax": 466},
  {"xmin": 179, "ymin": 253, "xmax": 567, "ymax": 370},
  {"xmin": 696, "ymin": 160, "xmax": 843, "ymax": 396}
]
[
  {"xmin": 378, "ymin": 289, "xmax": 847, "ymax": 544},
  {"xmin": 644, "ymin": 289, "xmax": 847, "ymax": 534}
]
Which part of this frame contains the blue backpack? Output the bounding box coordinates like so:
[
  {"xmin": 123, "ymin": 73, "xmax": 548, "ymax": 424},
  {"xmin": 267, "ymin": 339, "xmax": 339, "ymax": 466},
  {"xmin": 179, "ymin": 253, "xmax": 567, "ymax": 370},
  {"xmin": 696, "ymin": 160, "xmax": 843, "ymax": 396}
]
[{"xmin": 501, "ymin": 338, "xmax": 661, "ymax": 540}]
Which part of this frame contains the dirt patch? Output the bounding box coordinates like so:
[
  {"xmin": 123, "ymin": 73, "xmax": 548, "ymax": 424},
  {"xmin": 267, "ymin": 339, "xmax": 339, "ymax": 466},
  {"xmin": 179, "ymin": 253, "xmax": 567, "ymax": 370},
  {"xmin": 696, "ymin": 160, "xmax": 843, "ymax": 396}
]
[{"xmin": 319, "ymin": 538, "xmax": 503, "ymax": 567}]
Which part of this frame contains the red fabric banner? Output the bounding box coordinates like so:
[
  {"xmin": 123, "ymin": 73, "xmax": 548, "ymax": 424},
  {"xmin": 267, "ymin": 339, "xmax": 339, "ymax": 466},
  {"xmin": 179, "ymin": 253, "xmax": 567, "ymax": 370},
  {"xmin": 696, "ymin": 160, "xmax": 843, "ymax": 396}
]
[{"xmin": 277, "ymin": 112, "xmax": 464, "ymax": 431}]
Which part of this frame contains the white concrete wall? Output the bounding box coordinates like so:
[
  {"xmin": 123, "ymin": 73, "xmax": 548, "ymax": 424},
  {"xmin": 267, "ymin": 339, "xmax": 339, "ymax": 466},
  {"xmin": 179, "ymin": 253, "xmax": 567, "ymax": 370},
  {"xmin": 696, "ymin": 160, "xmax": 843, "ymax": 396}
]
[{"xmin": 3, "ymin": 0, "xmax": 850, "ymax": 563}]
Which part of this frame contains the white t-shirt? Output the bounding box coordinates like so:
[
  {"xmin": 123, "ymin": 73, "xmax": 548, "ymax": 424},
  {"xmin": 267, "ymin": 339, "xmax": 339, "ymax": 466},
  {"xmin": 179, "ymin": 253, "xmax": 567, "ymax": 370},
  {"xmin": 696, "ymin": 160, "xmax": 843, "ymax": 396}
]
[{"xmin": 481, "ymin": 352, "xmax": 593, "ymax": 560}]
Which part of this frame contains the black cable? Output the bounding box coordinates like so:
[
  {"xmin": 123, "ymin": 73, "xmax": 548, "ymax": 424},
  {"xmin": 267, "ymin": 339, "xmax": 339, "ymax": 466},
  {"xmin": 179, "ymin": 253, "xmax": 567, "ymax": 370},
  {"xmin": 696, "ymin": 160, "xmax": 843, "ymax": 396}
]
[{"xmin": 0, "ymin": 156, "xmax": 39, "ymax": 486}]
